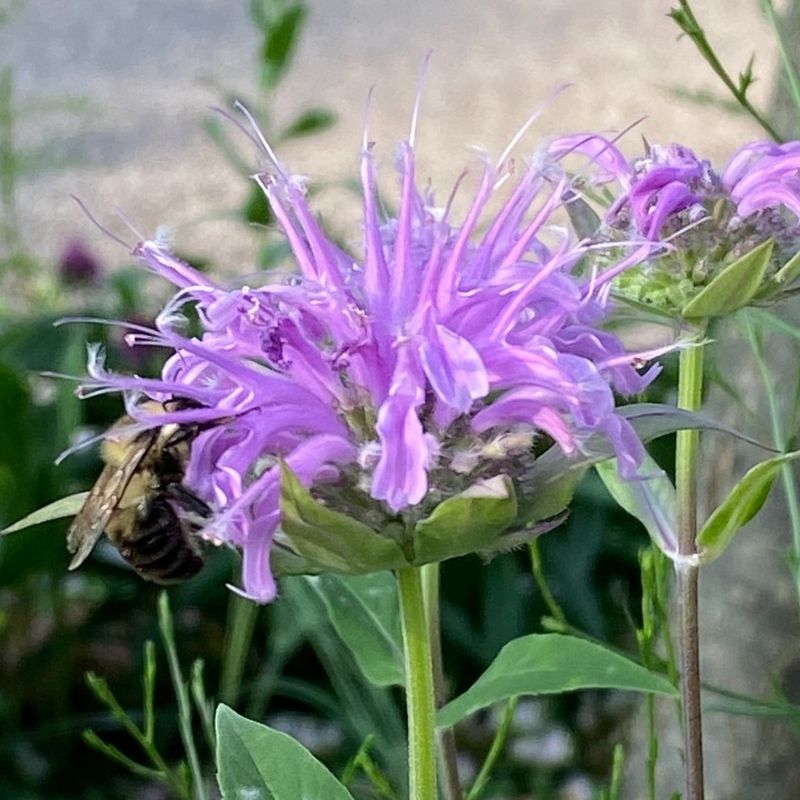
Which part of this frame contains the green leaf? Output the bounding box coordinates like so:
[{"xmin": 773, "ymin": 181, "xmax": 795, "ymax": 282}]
[
  {"xmin": 280, "ymin": 107, "xmax": 337, "ymax": 140},
  {"xmin": 413, "ymin": 475, "xmax": 517, "ymax": 563},
  {"xmin": 280, "ymin": 462, "xmax": 407, "ymax": 573},
  {"xmin": 260, "ymin": 5, "xmax": 307, "ymax": 90},
  {"xmin": 564, "ymin": 190, "xmax": 601, "ymax": 239},
  {"xmin": 216, "ymin": 704, "xmax": 356, "ymax": 800},
  {"xmin": 2, "ymin": 491, "xmax": 87, "ymax": 534},
  {"xmin": 595, "ymin": 454, "xmax": 678, "ymax": 556},
  {"xmin": 768, "ymin": 249, "xmax": 800, "ymax": 291},
  {"xmin": 682, "ymin": 239, "xmax": 773, "ymax": 319},
  {"xmin": 308, "ymin": 572, "xmax": 404, "ymax": 686},
  {"xmin": 697, "ymin": 452, "xmax": 800, "ymax": 561},
  {"xmin": 436, "ymin": 634, "xmax": 677, "ymax": 728},
  {"xmin": 516, "ymin": 402, "xmax": 768, "ymax": 524}
]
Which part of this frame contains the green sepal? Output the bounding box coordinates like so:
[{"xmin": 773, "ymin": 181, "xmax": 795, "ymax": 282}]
[
  {"xmin": 412, "ymin": 475, "xmax": 517, "ymax": 564},
  {"xmin": 279, "ymin": 461, "xmax": 406, "ymax": 573},
  {"xmin": 681, "ymin": 239, "xmax": 773, "ymax": 319},
  {"xmin": 756, "ymin": 249, "xmax": 800, "ymax": 300},
  {"xmin": 1, "ymin": 491, "xmax": 88, "ymax": 534},
  {"xmin": 697, "ymin": 451, "xmax": 800, "ymax": 562}
]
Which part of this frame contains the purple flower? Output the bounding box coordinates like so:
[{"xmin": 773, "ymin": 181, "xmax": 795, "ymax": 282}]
[
  {"xmin": 722, "ymin": 140, "xmax": 800, "ymax": 222},
  {"xmin": 59, "ymin": 237, "xmax": 102, "ymax": 285},
  {"xmin": 78, "ymin": 114, "xmax": 661, "ymax": 602},
  {"xmin": 551, "ymin": 135, "xmax": 722, "ymax": 240}
]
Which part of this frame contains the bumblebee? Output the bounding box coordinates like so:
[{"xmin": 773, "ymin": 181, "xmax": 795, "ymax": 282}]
[{"xmin": 67, "ymin": 401, "xmax": 212, "ymax": 584}]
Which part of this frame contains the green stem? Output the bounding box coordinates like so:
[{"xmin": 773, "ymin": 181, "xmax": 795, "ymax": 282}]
[
  {"xmin": 398, "ymin": 565, "xmax": 438, "ymax": 800},
  {"xmin": 744, "ymin": 313, "xmax": 800, "ymax": 609},
  {"xmin": 669, "ymin": 0, "xmax": 782, "ymax": 142},
  {"xmin": 529, "ymin": 539, "xmax": 567, "ymax": 626},
  {"xmin": 675, "ymin": 336, "xmax": 706, "ymax": 800},
  {"xmin": 219, "ymin": 593, "xmax": 259, "ymax": 707},
  {"xmin": 421, "ymin": 563, "xmax": 463, "ymax": 800},
  {"xmin": 465, "ymin": 696, "xmax": 517, "ymax": 800},
  {"xmin": 158, "ymin": 593, "xmax": 207, "ymax": 800}
]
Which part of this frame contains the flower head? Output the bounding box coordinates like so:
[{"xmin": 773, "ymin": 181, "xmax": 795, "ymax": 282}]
[
  {"xmin": 77, "ymin": 110, "xmax": 661, "ymax": 602},
  {"xmin": 553, "ymin": 134, "xmax": 800, "ymax": 312}
]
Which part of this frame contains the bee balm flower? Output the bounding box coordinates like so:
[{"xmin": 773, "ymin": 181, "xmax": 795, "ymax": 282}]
[{"xmin": 79, "ymin": 110, "xmax": 660, "ymax": 602}]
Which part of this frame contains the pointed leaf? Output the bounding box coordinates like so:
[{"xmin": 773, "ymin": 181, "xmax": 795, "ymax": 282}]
[
  {"xmin": 682, "ymin": 239, "xmax": 772, "ymax": 319},
  {"xmin": 260, "ymin": 5, "xmax": 307, "ymax": 90},
  {"xmin": 436, "ymin": 634, "xmax": 677, "ymax": 728},
  {"xmin": 280, "ymin": 108, "xmax": 336, "ymax": 140},
  {"xmin": 280, "ymin": 462, "xmax": 407, "ymax": 573},
  {"xmin": 2, "ymin": 492, "xmax": 88, "ymax": 534},
  {"xmin": 697, "ymin": 452, "xmax": 800, "ymax": 561},
  {"xmin": 516, "ymin": 403, "xmax": 770, "ymax": 524},
  {"xmin": 413, "ymin": 475, "xmax": 517, "ymax": 564},
  {"xmin": 596, "ymin": 454, "xmax": 678, "ymax": 556},
  {"xmin": 216, "ymin": 705, "xmax": 356, "ymax": 800},
  {"xmin": 773, "ymin": 249, "xmax": 800, "ymax": 286},
  {"xmin": 759, "ymin": 249, "xmax": 800, "ymax": 299},
  {"xmin": 308, "ymin": 572, "xmax": 404, "ymax": 686},
  {"xmin": 564, "ymin": 190, "xmax": 602, "ymax": 239}
]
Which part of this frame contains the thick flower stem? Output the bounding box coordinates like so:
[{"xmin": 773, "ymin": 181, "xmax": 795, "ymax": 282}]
[
  {"xmin": 398, "ymin": 565, "xmax": 438, "ymax": 800},
  {"xmin": 676, "ymin": 336, "xmax": 706, "ymax": 800},
  {"xmin": 421, "ymin": 563, "xmax": 464, "ymax": 800}
]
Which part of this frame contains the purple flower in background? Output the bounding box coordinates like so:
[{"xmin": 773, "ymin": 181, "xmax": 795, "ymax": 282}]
[
  {"xmin": 78, "ymin": 111, "xmax": 661, "ymax": 602},
  {"xmin": 555, "ymin": 133, "xmax": 800, "ymax": 247},
  {"xmin": 60, "ymin": 237, "xmax": 102, "ymax": 285},
  {"xmin": 723, "ymin": 140, "xmax": 800, "ymax": 218},
  {"xmin": 551, "ymin": 133, "xmax": 800, "ymax": 311},
  {"xmin": 551, "ymin": 135, "xmax": 722, "ymax": 241}
]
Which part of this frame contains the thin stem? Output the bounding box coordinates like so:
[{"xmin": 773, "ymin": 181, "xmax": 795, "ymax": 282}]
[
  {"xmin": 760, "ymin": 0, "xmax": 800, "ymax": 133},
  {"xmin": 219, "ymin": 592, "xmax": 259, "ymax": 706},
  {"xmin": 675, "ymin": 336, "xmax": 706, "ymax": 800},
  {"xmin": 397, "ymin": 565, "xmax": 438, "ymax": 800},
  {"xmin": 158, "ymin": 593, "xmax": 207, "ymax": 800},
  {"xmin": 529, "ymin": 539, "xmax": 567, "ymax": 626},
  {"xmin": 421, "ymin": 563, "xmax": 463, "ymax": 800},
  {"xmin": 669, "ymin": 0, "xmax": 783, "ymax": 142},
  {"xmin": 744, "ymin": 312, "xmax": 800, "ymax": 609},
  {"xmin": 465, "ymin": 696, "xmax": 517, "ymax": 800}
]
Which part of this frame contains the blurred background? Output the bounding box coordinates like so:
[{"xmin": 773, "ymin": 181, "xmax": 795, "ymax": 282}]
[{"xmin": 0, "ymin": 1, "xmax": 796, "ymax": 798}]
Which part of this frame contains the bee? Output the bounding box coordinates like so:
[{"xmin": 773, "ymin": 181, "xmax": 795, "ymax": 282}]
[{"xmin": 67, "ymin": 401, "xmax": 214, "ymax": 584}]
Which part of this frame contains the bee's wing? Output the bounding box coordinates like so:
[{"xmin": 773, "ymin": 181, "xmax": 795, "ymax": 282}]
[{"xmin": 66, "ymin": 435, "xmax": 154, "ymax": 569}]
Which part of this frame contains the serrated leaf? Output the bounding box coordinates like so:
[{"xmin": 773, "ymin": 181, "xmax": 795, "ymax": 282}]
[
  {"xmin": 437, "ymin": 634, "xmax": 676, "ymax": 728},
  {"xmin": 413, "ymin": 475, "xmax": 517, "ymax": 563},
  {"xmin": 280, "ymin": 462, "xmax": 407, "ymax": 573},
  {"xmin": 216, "ymin": 705, "xmax": 356, "ymax": 800},
  {"xmin": 596, "ymin": 454, "xmax": 678, "ymax": 556},
  {"xmin": 682, "ymin": 239, "xmax": 773, "ymax": 319},
  {"xmin": 2, "ymin": 492, "xmax": 87, "ymax": 534},
  {"xmin": 308, "ymin": 572, "xmax": 404, "ymax": 686},
  {"xmin": 697, "ymin": 452, "xmax": 800, "ymax": 561}
]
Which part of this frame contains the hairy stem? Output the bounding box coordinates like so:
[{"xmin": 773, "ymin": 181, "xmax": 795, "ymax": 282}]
[
  {"xmin": 398, "ymin": 565, "xmax": 438, "ymax": 800},
  {"xmin": 675, "ymin": 338, "xmax": 705, "ymax": 800}
]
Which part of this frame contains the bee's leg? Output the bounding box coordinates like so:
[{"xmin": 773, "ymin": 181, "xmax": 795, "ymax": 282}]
[{"xmin": 164, "ymin": 483, "xmax": 212, "ymax": 517}]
